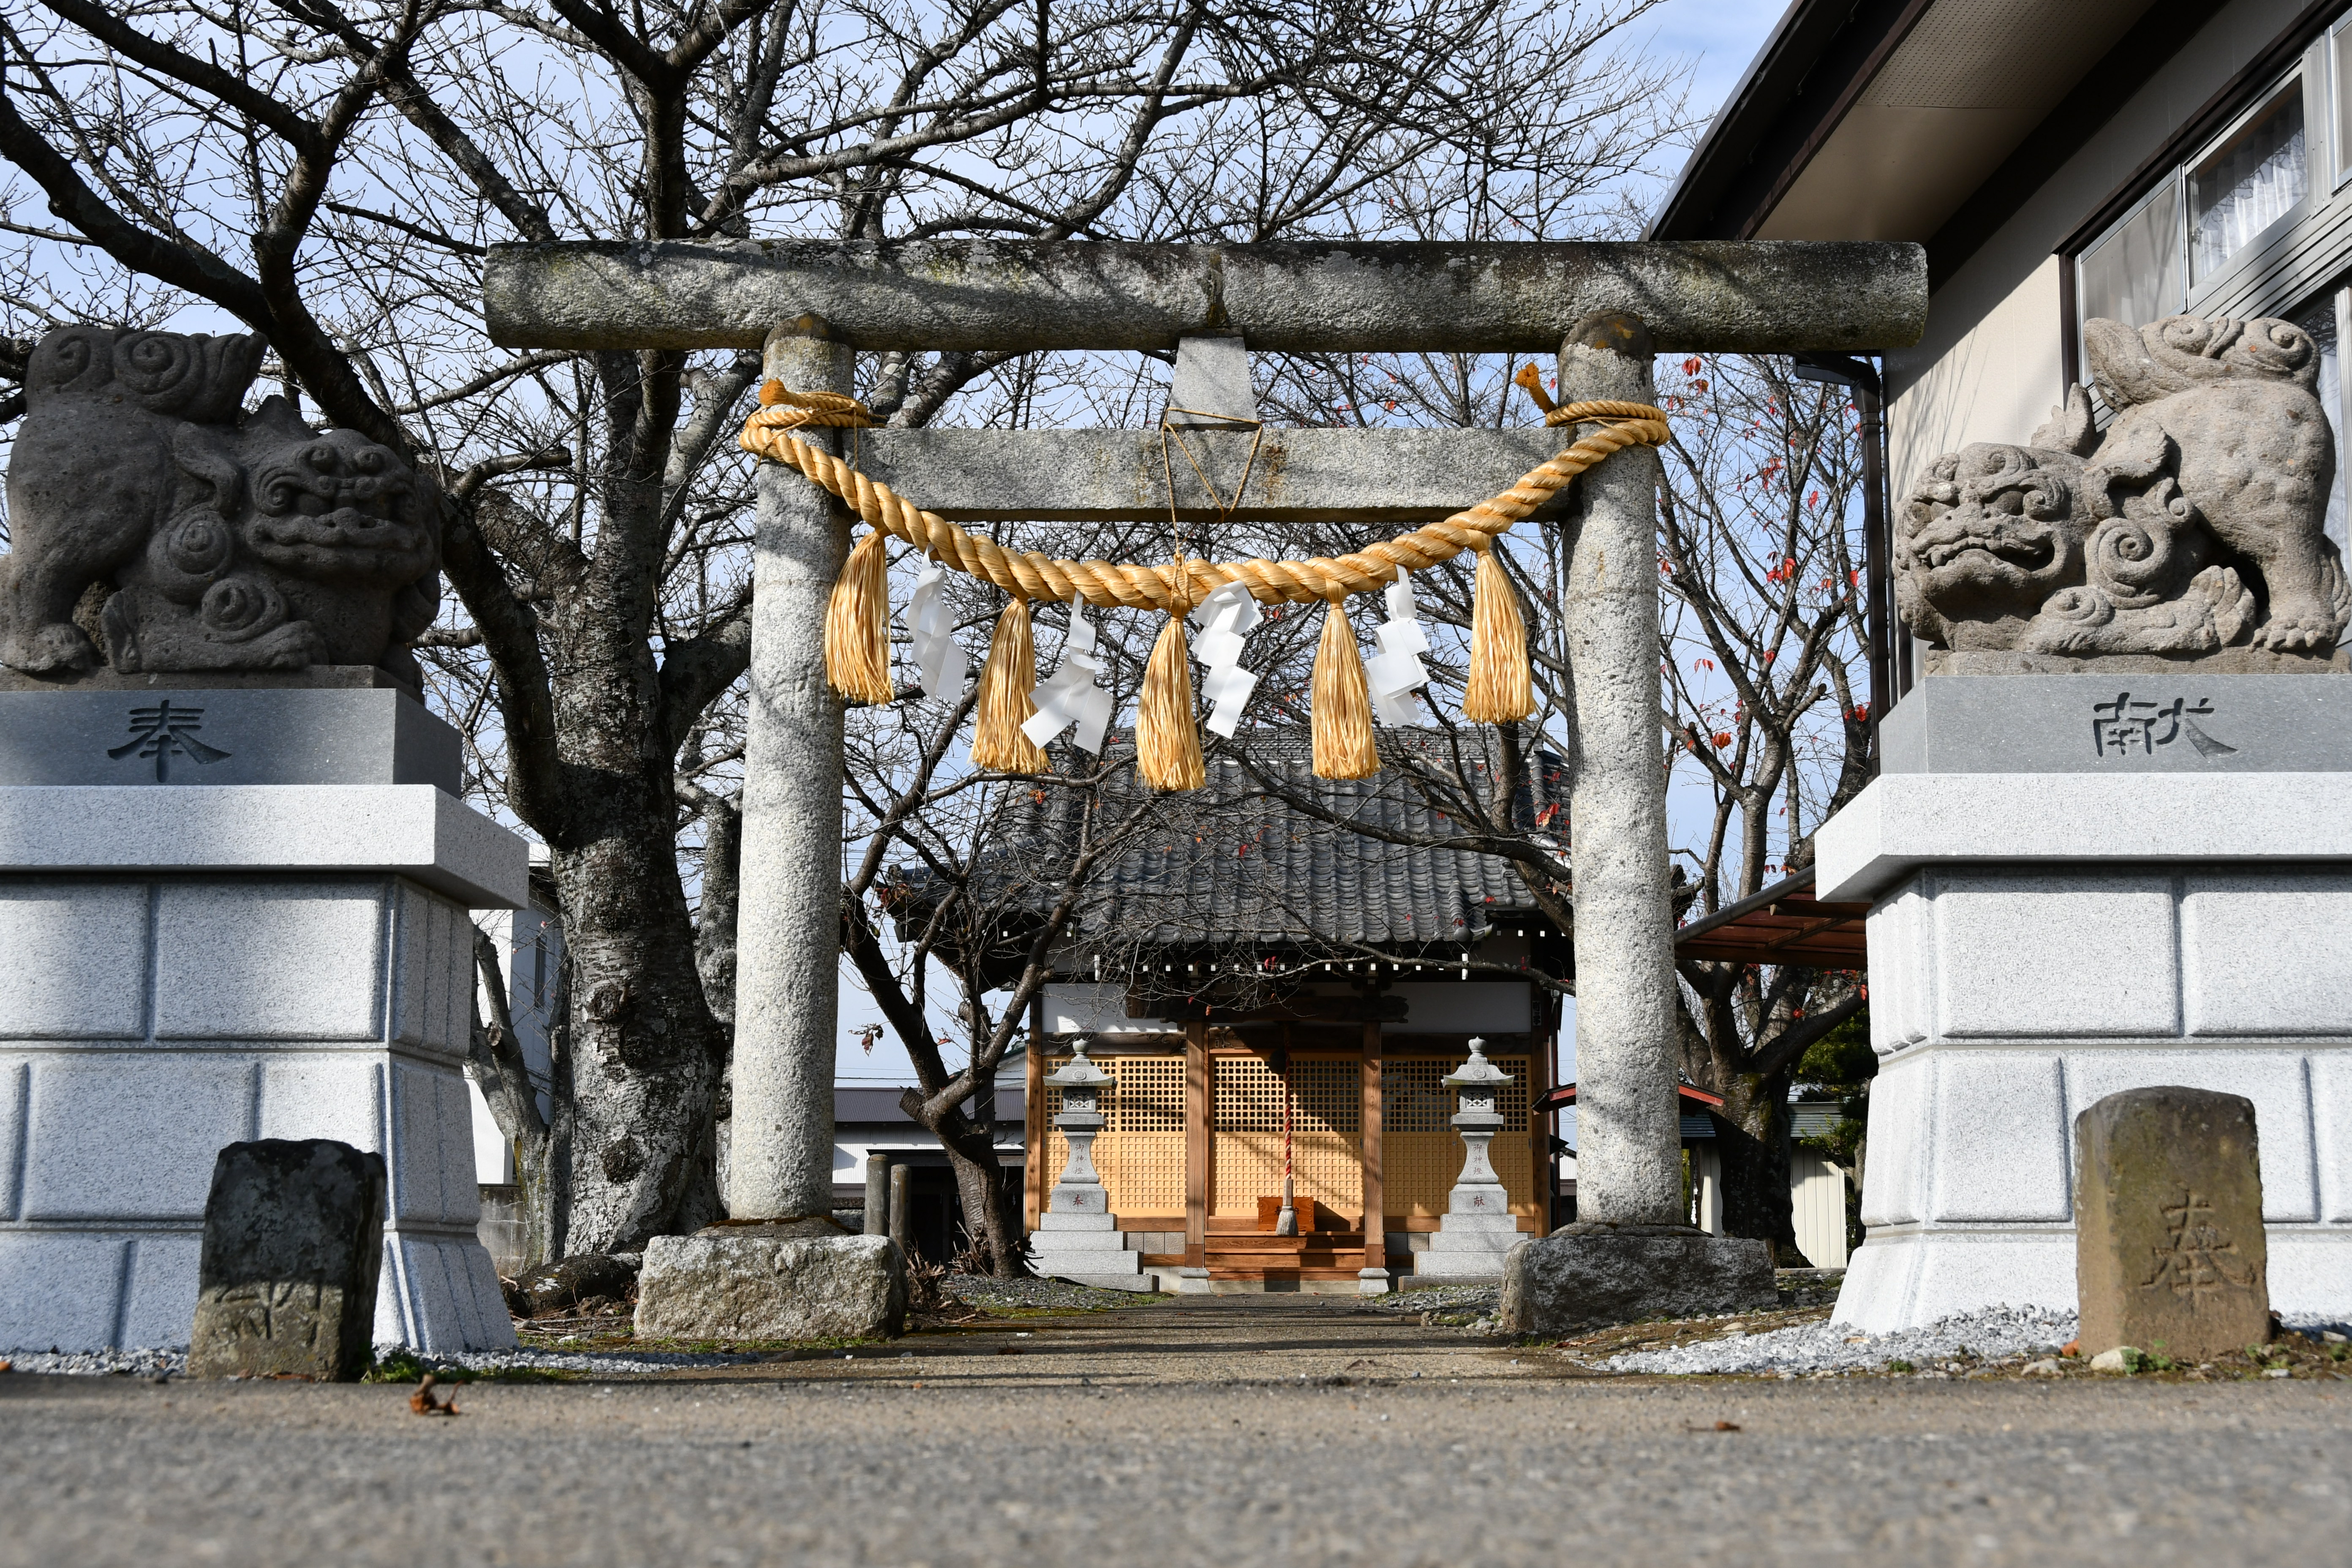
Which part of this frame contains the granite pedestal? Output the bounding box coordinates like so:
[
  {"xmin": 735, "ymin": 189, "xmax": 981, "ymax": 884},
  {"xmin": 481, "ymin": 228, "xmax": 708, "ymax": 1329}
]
[
  {"xmin": 1026, "ymin": 1047, "xmax": 1153, "ymax": 1291},
  {"xmin": 1820, "ymin": 675, "xmax": 2352, "ymax": 1331},
  {"xmin": 0, "ymin": 682, "xmax": 527, "ymax": 1353}
]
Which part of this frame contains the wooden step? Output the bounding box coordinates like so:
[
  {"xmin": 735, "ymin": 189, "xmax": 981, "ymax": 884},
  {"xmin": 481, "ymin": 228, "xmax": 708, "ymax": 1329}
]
[{"xmin": 1208, "ymin": 1239, "xmax": 1365, "ymax": 1256}]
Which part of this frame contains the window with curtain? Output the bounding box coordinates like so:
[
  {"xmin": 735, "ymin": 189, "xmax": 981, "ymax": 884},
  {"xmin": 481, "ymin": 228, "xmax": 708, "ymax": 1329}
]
[{"xmin": 2191, "ymin": 81, "xmax": 2309, "ymax": 283}]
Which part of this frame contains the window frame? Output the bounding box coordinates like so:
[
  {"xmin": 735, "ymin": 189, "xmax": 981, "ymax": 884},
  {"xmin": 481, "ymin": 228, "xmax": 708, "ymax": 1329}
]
[
  {"xmin": 2183, "ymin": 65, "xmax": 2318, "ymax": 296},
  {"xmin": 2074, "ymin": 175, "xmax": 2187, "ymax": 353}
]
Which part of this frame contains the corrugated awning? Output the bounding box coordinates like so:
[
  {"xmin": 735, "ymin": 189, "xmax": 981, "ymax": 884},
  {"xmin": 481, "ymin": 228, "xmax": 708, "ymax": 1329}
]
[{"xmin": 1674, "ymin": 866, "xmax": 1867, "ymax": 968}]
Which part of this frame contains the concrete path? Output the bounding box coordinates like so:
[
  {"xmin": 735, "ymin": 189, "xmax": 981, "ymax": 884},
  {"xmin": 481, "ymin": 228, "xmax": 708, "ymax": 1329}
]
[{"xmin": 9, "ymin": 1296, "xmax": 2350, "ymax": 1567}]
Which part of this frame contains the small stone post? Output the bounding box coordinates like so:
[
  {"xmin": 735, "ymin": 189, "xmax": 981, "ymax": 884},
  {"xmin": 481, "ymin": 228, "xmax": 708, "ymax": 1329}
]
[
  {"xmin": 2075, "ymin": 1087, "xmax": 2270, "ymax": 1362},
  {"xmin": 889, "ymin": 1163, "xmax": 914, "ymax": 1260},
  {"xmin": 187, "ymin": 1140, "xmax": 387, "ymax": 1382},
  {"xmin": 1418, "ymin": 1040, "xmax": 1522, "ymax": 1278},
  {"xmin": 863, "ymin": 1151, "xmax": 889, "ymax": 1236},
  {"xmin": 729, "ymin": 321, "xmax": 853, "ymax": 1223},
  {"xmin": 1026, "ymin": 1044, "xmax": 1149, "ymax": 1289}
]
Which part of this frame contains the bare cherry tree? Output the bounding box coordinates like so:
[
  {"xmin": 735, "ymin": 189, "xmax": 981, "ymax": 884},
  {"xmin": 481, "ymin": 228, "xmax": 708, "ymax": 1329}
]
[{"xmin": 1657, "ymin": 351, "xmax": 1872, "ymax": 1257}]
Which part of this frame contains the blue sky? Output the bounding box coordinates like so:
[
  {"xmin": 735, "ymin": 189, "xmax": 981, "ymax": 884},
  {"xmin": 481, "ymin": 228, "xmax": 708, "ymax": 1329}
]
[{"xmin": 832, "ymin": 0, "xmax": 1794, "ymax": 1091}]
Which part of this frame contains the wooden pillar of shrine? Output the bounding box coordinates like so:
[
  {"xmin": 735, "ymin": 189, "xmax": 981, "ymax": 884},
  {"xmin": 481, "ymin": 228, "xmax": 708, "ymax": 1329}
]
[
  {"xmin": 1360, "ymin": 1020, "xmax": 1386, "ymax": 1283},
  {"xmin": 1184, "ymin": 1019, "xmax": 1211, "ymax": 1268},
  {"xmin": 1024, "ymin": 993, "xmax": 1048, "ymax": 1232}
]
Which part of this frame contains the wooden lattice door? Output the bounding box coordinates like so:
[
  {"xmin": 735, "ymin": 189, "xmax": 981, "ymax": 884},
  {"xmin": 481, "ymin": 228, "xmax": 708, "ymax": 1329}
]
[{"xmin": 1211, "ymin": 1053, "xmax": 1361, "ymax": 1228}]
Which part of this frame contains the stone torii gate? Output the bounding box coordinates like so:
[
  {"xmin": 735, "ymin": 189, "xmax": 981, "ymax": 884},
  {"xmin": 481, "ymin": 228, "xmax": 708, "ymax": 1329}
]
[{"xmin": 485, "ymin": 239, "xmax": 1925, "ymax": 1330}]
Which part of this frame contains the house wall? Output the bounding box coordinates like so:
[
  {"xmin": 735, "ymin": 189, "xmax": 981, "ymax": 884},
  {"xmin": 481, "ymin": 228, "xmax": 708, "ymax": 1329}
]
[
  {"xmin": 1790, "ymin": 1154, "xmax": 1852, "ymax": 1270},
  {"xmin": 1886, "ymin": 0, "xmax": 2313, "ymax": 491},
  {"xmin": 465, "ymin": 887, "xmax": 564, "ymax": 1187}
]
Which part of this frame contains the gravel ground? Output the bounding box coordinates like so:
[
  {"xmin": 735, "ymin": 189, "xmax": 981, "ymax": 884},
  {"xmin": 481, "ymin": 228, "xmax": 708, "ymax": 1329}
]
[
  {"xmin": 0, "ymin": 1344, "xmax": 762, "ymax": 1378},
  {"xmin": 1602, "ymin": 1304, "xmax": 2076, "ymax": 1375},
  {"xmin": 1601, "ymin": 1306, "xmax": 2352, "ymax": 1377},
  {"xmin": 1363, "ymin": 1282, "xmax": 1501, "ymax": 1316},
  {"xmin": 11, "ymin": 1315, "xmax": 2352, "ymax": 1568},
  {"xmin": 946, "ymin": 1275, "xmax": 1156, "ymax": 1312},
  {"xmin": 0, "ymin": 1347, "xmax": 185, "ymax": 1378}
]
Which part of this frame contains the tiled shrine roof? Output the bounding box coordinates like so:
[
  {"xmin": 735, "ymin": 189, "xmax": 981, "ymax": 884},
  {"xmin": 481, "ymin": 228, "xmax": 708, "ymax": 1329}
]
[{"xmin": 887, "ymin": 732, "xmax": 1567, "ymax": 961}]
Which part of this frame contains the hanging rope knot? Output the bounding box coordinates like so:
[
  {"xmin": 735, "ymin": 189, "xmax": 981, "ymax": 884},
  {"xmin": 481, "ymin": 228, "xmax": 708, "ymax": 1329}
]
[{"xmin": 751, "ymin": 382, "xmax": 875, "ymax": 427}]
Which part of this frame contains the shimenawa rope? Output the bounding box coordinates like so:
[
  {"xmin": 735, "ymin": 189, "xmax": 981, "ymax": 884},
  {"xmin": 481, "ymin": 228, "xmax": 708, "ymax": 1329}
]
[{"xmin": 743, "ymin": 379, "xmax": 1668, "ymax": 787}]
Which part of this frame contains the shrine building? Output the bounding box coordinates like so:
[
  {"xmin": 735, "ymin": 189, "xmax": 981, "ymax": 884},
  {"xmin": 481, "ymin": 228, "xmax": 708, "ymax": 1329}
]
[{"xmin": 896, "ymin": 734, "xmax": 1568, "ymax": 1291}]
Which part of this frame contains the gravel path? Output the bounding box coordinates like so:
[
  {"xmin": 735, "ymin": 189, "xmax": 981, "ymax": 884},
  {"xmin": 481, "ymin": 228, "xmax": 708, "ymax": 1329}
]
[{"xmin": 11, "ymin": 1309, "xmax": 2352, "ymax": 1568}]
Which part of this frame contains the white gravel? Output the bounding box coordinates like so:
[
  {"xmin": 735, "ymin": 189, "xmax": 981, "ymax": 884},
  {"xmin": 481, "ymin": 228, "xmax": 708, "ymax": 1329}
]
[
  {"xmin": 1601, "ymin": 1305, "xmax": 2079, "ymax": 1375},
  {"xmin": 1, "ymin": 1346, "xmax": 186, "ymax": 1377},
  {"xmin": 0, "ymin": 1344, "xmax": 760, "ymax": 1378}
]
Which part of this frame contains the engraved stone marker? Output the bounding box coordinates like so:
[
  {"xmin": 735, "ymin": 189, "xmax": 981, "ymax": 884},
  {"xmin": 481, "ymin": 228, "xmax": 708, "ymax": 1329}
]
[
  {"xmin": 2074, "ymin": 1087, "xmax": 2270, "ymax": 1361},
  {"xmin": 187, "ymin": 1139, "xmax": 387, "ymax": 1381}
]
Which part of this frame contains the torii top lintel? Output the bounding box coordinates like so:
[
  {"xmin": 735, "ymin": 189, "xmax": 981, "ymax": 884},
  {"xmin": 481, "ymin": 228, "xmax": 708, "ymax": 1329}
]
[{"xmin": 484, "ymin": 239, "xmax": 1927, "ymax": 356}]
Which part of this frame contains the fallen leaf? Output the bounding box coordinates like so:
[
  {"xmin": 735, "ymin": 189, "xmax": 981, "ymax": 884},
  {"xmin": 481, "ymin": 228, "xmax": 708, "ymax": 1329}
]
[
  {"xmin": 409, "ymin": 1373, "xmax": 461, "ymax": 1417},
  {"xmin": 2060, "ymin": 1339, "xmax": 2080, "ymax": 1358},
  {"xmin": 996, "ymin": 1345, "xmax": 1024, "ymax": 1356}
]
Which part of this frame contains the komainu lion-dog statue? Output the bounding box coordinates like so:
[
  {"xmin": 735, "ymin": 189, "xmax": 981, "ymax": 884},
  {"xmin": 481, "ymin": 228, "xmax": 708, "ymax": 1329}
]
[
  {"xmin": 1896, "ymin": 312, "xmax": 2351, "ymax": 660},
  {"xmin": 0, "ymin": 326, "xmax": 441, "ymax": 686}
]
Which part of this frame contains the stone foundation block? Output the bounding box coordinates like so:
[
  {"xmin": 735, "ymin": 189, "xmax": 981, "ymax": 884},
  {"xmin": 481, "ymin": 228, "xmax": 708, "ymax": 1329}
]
[
  {"xmin": 1500, "ymin": 1226, "xmax": 1775, "ymax": 1334},
  {"xmin": 634, "ymin": 1232, "xmax": 906, "ymax": 1341},
  {"xmin": 187, "ymin": 1139, "xmax": 384, "ymax": 1381}
]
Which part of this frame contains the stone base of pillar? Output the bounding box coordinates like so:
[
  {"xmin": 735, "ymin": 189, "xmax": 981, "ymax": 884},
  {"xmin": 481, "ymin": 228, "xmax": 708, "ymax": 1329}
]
[
  {"xmin": 1356, "ymin": 1267, "xmax": 1392, "ymax": 1295},
  {"xmin": 1499, "ymin": 1225, "xmax": 1775, "ymax": 1334},
  {"xmin": 1027, "ymin": 1211, "xmax": 1148, "ymax": 1289},
  {"xmin": 1169, "ymin": 1266, "xmax": 1214, "ymax": 1294},
  {"xmin": 1818, "ymin": 746, "xmax": 2352, "ymax": 1333},
  {"xmin": 0, "ymin": 766, "xmax": 528, "ymax": 1356},
  {"xmin": 634, "ymin": 1230, "xmax": 907, "ymax": 1340}
]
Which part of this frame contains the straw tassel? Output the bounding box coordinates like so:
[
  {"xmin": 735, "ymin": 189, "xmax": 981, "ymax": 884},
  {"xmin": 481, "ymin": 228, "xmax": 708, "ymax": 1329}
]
[
  {"xmin": 1463, "ymin": 541, "xmax": 1535, "ymax": 723},
  {"xmin": 1135, "ymin": 614, "xmax": 1207, "ymax": 792},
  {"xmin": 1310, "ymin": 597, "xmax": 1380, "ymax": 780},
  {"xmin": 971, "ymin": 595, "xmax": 1047, "ymax": 773},
  {"xmin": 825, "ymin": 530, "xmax": 894, "ymax": 705}
]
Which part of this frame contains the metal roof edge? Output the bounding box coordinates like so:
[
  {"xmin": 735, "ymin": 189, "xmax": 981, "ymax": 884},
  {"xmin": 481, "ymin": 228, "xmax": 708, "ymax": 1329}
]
[{"xmin": 1644, "ymin": 0, "xmax": 1853, "ymax": 240}]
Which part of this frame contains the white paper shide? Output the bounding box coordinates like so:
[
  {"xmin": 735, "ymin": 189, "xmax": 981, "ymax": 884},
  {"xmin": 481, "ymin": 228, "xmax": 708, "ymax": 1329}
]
[{"xmin": 1366, "ymin": 571, "xmax": 1434, "ymax": 726}]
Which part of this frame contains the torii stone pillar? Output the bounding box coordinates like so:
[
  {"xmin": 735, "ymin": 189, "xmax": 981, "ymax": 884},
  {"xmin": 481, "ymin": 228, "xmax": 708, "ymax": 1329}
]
[
  {"xmin": 1554, "ymin": 313, "xmax": 1684, "ymax": 1228},
  {"xmin": 482, "ymin": 237, "xmax": 1926, "ymax": 1327},
  {"xmin": 1494, "ymin": 313, "xmax": 1778, "ymax": 1334},
  {"xmin": 731, "ymin": 322, "xmax": 852, "ymax": 1223}
]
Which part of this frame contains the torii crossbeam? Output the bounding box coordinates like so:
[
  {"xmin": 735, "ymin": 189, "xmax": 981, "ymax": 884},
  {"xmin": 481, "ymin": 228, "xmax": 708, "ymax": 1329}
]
[{"xmin": 484, "ymin": 238, "xmax": 1925, "ymax": 1306}]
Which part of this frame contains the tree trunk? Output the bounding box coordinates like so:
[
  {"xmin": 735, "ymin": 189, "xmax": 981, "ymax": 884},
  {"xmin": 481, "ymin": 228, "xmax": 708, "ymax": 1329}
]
[
  {"xmin": 553, "ymin": 829, "xmax": 727, "ymax": 1251},
  {"xmin": 901, "ymin": 1089, "xmax": 1027, "ymax": 1278},
  {"xmin": 1713, "ymin": 1070, "xmax": 1800, "ymax": 1261}
]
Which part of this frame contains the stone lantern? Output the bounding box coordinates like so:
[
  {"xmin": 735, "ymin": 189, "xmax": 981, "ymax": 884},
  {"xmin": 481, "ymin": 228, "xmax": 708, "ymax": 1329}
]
[
  {"xmin": 1025, "ymin": 1042, "xmax": 1148, "ymax": 1290},
  {"xmin": 1418, "ymin": 1037, "xmax": 1523, "ymax": 1278}
]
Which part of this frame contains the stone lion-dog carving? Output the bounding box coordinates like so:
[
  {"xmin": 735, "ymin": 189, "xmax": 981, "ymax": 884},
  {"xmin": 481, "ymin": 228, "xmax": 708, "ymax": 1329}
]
[
  {"xmin": 1896, "ymin": 312, "xmax": 2350, "ymax": 659},
  {"xmin": 0, "ymin": 326, "xmax": 441, "ymax": 686}
]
